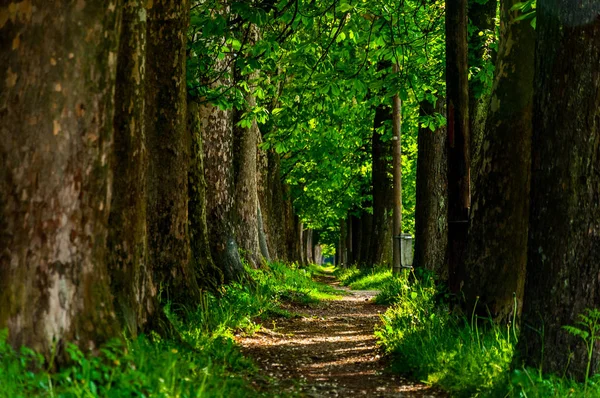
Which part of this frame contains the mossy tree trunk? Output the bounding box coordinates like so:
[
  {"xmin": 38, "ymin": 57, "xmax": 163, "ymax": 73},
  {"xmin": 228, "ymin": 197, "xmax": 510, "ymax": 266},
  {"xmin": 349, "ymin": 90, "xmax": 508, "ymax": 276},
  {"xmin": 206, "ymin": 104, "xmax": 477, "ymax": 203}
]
[
  {"xmin": 414, "ymin": 98, "xmax": 448, "ymax": 279},
  {"xmin": 108, "ymin": 0, "xmax": 156, "ymax": 336},
  {"xmin": 188, "ymin": 99, "xmax": 224, "ymax": 290},
  {"xmin": 461, "ymin": 0, "xmax": 535, "ymax": 320},
  {"xmin": 145, "ymin": 0, "xmax": 202, "ymax": 304},
  {"xmin": 519, "ymin": 0, "xmax": 600, "ymax": 379},
  {"xmin": 468, "ymin": 0, "xmax": 498, "ymax": 181},
  {"xmin": 0, "ymin": 0, "xmax": 120, "ymax": 357}
]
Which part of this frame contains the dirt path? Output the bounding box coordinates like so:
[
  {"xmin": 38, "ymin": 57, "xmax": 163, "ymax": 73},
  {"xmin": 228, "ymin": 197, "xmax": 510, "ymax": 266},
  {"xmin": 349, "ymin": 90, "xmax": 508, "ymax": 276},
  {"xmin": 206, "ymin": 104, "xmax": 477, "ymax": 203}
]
[{"xmin": 237, "ymin": 275, "xmax": 445, "ymax": 397}]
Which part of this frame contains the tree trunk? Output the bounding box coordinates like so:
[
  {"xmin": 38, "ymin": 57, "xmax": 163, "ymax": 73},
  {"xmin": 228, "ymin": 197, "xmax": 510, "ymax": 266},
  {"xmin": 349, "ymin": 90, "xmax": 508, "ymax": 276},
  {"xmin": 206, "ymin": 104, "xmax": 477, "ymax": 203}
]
[
  {"xmin": 339, "ymin": 218, "xmax": 348, "ymax": 267},
  {"xmin": 108, "ymin": 0, "xmax": 155, "ymax": 336},
  {"xmin": 0, "ymin": 0, "xmax": 120, "ymax": 356},
  {"xmin": 446, "ymin": 0, "xmax": 471, "ymax": 292},
  {"xmin": 346, "ymin": 218, "xmax": 353, "ymax": 265},
  {"xmin": 351, "ymin": 214, "xmax": 362, "ymax": 266},
  {"xmin": 468, "ymin": 0, "xmax": 498, "ymax": 181},
  {"xmin": 233, "ymin": 54, "xmax": 262, "ymax": 267},
  {"xmin": 414, "ymin": 98, "xmax": 448, "ymax": 279},
  {"xmin": 145, "ymin": 0, "xmax": 202, "ymax": 305},
  {"xmin": 392, "ymin": 66, "xmax": 402, "ymax": 275},
  {"xmin": 188, "ymin": 99, "xmax": 224, "ymax": 290},
  {"xmin": 358, "ymin": 210, "xmax": 373, "ymax": 267},
  {"xmin": 461, "ymin": 0, "xmax": 535, "ymax": 320},
  {"xmin": 519, "ymin": 1, "xmax": 600, "ymax": 379},
  {"xmin": 369, "ymin": 103, "xmax": 393, "ymax": 266}
]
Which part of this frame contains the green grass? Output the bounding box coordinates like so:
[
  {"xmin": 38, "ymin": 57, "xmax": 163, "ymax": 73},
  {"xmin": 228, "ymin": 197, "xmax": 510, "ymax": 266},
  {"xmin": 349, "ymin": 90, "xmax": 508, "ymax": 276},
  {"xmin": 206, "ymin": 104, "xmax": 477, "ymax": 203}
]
[
  {"xmin": 334, "ymin": 265, "xmax": 394, "ymax": 291},
  {"xmin": 374, "ymin": 269, "xmax": 600, "ymax": 397},
  {"xmin": 0, "ymin": 262, "xmax": 339, "ymax": 398}
]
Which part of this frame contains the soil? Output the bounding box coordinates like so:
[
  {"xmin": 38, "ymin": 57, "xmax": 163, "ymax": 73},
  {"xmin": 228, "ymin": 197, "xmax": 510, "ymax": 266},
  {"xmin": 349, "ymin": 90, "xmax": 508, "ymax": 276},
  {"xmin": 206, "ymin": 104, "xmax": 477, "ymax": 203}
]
[{"xmin": 237, "ymin": 274, "xmax": 446, "ymax": 397}]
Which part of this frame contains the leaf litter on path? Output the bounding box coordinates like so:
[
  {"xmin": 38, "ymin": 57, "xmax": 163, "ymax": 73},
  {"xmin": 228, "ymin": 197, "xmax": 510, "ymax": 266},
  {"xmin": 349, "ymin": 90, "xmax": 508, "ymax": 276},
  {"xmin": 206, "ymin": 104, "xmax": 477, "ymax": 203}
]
[{"xmin": 237, "ymin": 274, "xmax": 446, "ymax": 397}]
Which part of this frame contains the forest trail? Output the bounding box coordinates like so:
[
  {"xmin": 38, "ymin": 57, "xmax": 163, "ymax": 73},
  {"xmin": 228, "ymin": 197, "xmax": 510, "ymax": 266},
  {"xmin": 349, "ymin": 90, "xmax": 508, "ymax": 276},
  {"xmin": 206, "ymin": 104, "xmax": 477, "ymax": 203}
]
[{"xmin": 237, "ymin": 274, "xmax": 445, "ymax": 397}]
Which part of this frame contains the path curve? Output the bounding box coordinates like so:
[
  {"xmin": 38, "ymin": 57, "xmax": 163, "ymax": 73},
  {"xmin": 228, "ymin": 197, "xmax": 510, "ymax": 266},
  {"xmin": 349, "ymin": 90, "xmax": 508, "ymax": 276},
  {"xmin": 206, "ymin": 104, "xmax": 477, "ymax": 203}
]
[{"xmin": 237, "ymin": 275, "xmax": 445, "ymax": 397}]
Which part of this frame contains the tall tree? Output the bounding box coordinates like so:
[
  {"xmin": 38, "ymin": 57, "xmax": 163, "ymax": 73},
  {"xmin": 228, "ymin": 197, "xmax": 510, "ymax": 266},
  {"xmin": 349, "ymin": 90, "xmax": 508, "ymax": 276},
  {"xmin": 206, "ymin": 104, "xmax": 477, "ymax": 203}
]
[
  {"xmin": 188, "ymin": 99, "xmax": 224, "ymax": 290},
  {"xmin": 368, "ymin": 103, "xmax": 393, "ymax": 266},
  {"xmin": 108, "ymin": 0, "xmax": 155, "ymax": 336},
  {"xmin": 468, "ymin": 0, "xmax": 498, "ymax": 179},
  {"xmin": 391, "ymin": 64, "xmax": 403, "ymax": 275},
  {"xmin": 519, "ymin": 1, "xmax": 600, "ymax": 379},
  {"xmin": 0, "ymin": 0, "xmax": 120, "ymax": 356},
  {"xmin": 414, "ymin": 98, "xmax": 448, "ymax": 278},
  {"xmin": 445, "ymin": 0, "xmax": 471, "ymax": 291},
  {"xmin": 461, "ymin": 0, "xmax": 535, "ymax": 320},
  {"xmin": 145, "ymin": 0, "xmax": 202, "ymax": 303}
]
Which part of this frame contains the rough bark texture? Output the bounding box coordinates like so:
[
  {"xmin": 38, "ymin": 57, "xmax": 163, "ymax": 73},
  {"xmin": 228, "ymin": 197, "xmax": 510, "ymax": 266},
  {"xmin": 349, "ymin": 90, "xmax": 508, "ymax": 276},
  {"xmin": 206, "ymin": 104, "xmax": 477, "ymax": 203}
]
[
  {"xmin": 145, "ymin": 0, "xmax": 202, "ymax": 304},
  {"xmin": 358, "ymin": 210, "xmax": 373, "ymax": 267},
  {"xmin": 264, "ymin": 151, "xmax": 287, "ymax": 260},
  {"xmin": 233, "ymin": 66, "xmax": 261, "ymax": 267},
  {"xmin": 461, "ymin": 0, "xmax": 534, "ymax": 320},
  {"xmin": 414, "ymin": 99, "xmax": 448, "ymax": 279},
  {"xmin": 369, "ymin": 104, "xmax": 393, "ymax": 266},
  {"xmin": 108, "ymin": 0, "xmax": 155, "ymax": 336},
  {"xmin": 468, "ymin": 0, "xmax": 498, "ymax": 179},
  {"xmin": 446, "ymin": 0, "xmax": 471, "ymax": 292},
  {"xmin": 200, "ymin": 99, "xmax": 245, "ymax": 282},
  {"xmin": 188, "ymin": 99, "xmax": 224, "ymax": 290},
  {"xmin": 0, "ymin": 0, "xmax": 120, "ymax": 355},
  {"xmin": 519, "ymin": 1, "xmax": 600, "ymax": 379}
]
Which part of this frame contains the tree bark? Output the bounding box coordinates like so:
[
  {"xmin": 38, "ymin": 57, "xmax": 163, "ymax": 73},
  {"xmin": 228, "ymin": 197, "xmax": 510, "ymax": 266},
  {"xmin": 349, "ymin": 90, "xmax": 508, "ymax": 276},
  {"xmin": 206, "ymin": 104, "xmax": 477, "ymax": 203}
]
[
  {"xmin": 233, "ymin": 46, "xmax": 262, "ymax": 267},
  {"xmin": 108, "ymin": 0, "xmax": 155, "ymax": 336},
  {"xmin": 519, "ymin": 1, "xmax": 600, "ymax": 379},
  {"xmin": 392, "ymin": 66, "xmax": 402, "ymax": 275},
  {"xmin": 346, "ymin": 218, "xmax": 353, "ymax": 265},
  {"xmin": 188, "ymin": 99, "xmax": 224, "ymax": 290},
  {"xmin": 468, "ymin": 0, "xmax": 498, "ymax": 180},
  {"xmin": 461, "ymin": 0, "xmax": 535, "ymax": 320},
  {"xmin": 414, "ymin": 98, "xmax": 448, "ymax": 279},
  {"xmin": 0, "ymin": 0, "xmax": 120, "ymax": 356},
  {"xmin": 145, "ymin": 0, "xmax": 202, "ymax": 305},
  {"xmin": 339, "ymin": 218, "xmax": 348, "ymax": 267},
  {"xmin": 446, "ymin": 0, "xmax": 471, "ymax": 292},
  {"xmin": 369, "ymin": 103, "xmax": 393, "ymax": 266}
]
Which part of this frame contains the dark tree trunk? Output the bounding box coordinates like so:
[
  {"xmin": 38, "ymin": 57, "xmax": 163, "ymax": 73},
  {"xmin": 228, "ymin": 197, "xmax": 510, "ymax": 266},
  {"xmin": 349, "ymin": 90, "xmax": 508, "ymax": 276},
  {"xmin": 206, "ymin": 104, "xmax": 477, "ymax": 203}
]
[
  {"xmin": 351, "ymin": 214, "xmax": 362, "ymax": 265},
  {"xmin": 369, "ymin": 103, "xmax": 393, "ymax": 266},
  {"xmin": 0, "ymin": 0, "xmax": 120, "ymax": 356},
  {"xmin": 461, "ymin": 0, "xmax": 535, "ymax": 320},
  {"xmin": 339, "ymin": 218, "xmax": 348, "ymax": 267},
  {"xmin": 468, "ymin": 0, "xmax": 498, "ymax": 180},
  {"xmin": 519, "ymin": 1, "xmax": 600, "ymax": 380},
  {"xmin": 391, "ymin": 70, "xmax": 402, "ymax": 275},
  {"xmin": 346, "ymin": 218, "xmax": 353, "ymax": 265},
  {"xmin": 145, "ymin": 0, "xmax": 202, "ymax": 304},
  {"xmin": 446, "ymin": 0, "xmax": 471, "ymax": 292},
  {"xmin": 265, "ymin": 151, "xmax": 286, "ymax": 260},
  {"xmin": 358, "ymin": 210, "xmax": 373, "ymax": 267},
  {"xmin": 188, "ymin": 99, "xmax": 224, "ymax": 290},
  {"xmin": 414, "ymin": 98, "xmax": 449, "ymax": 279},
  {"xmin": 108, "ymin": 0, "xmax": 156, "ymax": 336}
]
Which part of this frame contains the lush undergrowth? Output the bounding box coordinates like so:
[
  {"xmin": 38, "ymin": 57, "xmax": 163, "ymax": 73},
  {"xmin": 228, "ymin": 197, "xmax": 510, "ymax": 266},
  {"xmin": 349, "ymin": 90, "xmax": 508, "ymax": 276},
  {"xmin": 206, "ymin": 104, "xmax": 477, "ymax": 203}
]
[
  {"xmin": 340, "ymin": 265, "xmax": 600, "ymax": 397},
  {"xmin": 0, "ymin": 262, "xmax": 339, "ymax": 398}
]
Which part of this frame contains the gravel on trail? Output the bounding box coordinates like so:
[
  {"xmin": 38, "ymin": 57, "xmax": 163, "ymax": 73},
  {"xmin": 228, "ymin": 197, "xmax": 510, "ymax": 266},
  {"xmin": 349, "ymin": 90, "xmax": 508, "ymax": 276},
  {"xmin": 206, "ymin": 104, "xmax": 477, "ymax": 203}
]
[{"xmin": 236, "ymin": 275, "xmax": 446, "ymax": 397}]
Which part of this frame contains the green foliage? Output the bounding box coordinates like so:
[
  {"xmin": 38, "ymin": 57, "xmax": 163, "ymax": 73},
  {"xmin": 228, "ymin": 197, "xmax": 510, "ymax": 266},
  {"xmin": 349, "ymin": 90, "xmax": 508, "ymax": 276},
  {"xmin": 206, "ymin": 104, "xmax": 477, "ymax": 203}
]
[
  {"xmin": 374, "ymin": 272, "xmax": 600, "ymax": 397},
  {"xmin": 0, "ymin": 263, "xmax": 339, "ymax": 397},
  {"xmin": 562, "ymin": 309, "xmax": 600, "ymax": 393}
]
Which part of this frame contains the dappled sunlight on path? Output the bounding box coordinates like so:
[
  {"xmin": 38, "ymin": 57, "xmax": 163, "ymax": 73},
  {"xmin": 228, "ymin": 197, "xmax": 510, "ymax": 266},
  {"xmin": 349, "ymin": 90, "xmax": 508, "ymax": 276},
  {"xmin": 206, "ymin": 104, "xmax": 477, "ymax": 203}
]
[{"xmin": 237, "ymin": 275, "xmax": 446, "ymax": 397}]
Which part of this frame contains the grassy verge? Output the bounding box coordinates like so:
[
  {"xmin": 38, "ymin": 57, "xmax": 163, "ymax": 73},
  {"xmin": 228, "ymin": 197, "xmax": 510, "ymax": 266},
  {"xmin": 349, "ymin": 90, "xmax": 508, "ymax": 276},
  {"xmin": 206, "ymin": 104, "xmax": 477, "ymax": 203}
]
[
  {"xmin": 337, "ymin": 266, "xmax": 600, "ymax": 397},
  {"xmin": 0, "ymin": 262, "xmax": 340, "ymax": 398}
]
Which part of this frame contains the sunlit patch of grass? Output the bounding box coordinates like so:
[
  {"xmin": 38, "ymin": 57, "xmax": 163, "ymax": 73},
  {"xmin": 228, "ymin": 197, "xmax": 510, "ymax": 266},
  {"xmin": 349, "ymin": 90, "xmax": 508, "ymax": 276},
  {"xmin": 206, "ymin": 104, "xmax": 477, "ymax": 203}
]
[
  {"xmin": 374, "ymin": 270, "xmax": 600, "ymax": 397},
  {"xmin": 335, "ymin": 265, "xmax": 394, "ymax": 291}
]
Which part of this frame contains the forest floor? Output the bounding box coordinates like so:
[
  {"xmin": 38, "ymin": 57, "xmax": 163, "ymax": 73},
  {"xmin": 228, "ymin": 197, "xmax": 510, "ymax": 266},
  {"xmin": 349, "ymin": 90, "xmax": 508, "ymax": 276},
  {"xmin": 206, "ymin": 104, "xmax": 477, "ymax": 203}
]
[{"xmin": 237, "ymin": 273, "xmax": 446, "ymax": 397}]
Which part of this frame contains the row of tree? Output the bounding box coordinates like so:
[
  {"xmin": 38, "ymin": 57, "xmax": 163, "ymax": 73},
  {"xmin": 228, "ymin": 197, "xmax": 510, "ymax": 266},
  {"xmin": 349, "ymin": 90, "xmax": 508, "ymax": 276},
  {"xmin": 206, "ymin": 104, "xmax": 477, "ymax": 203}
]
[{"xmin": 0, "ymin": 0, "xmax": 320, "ymax": 360}]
